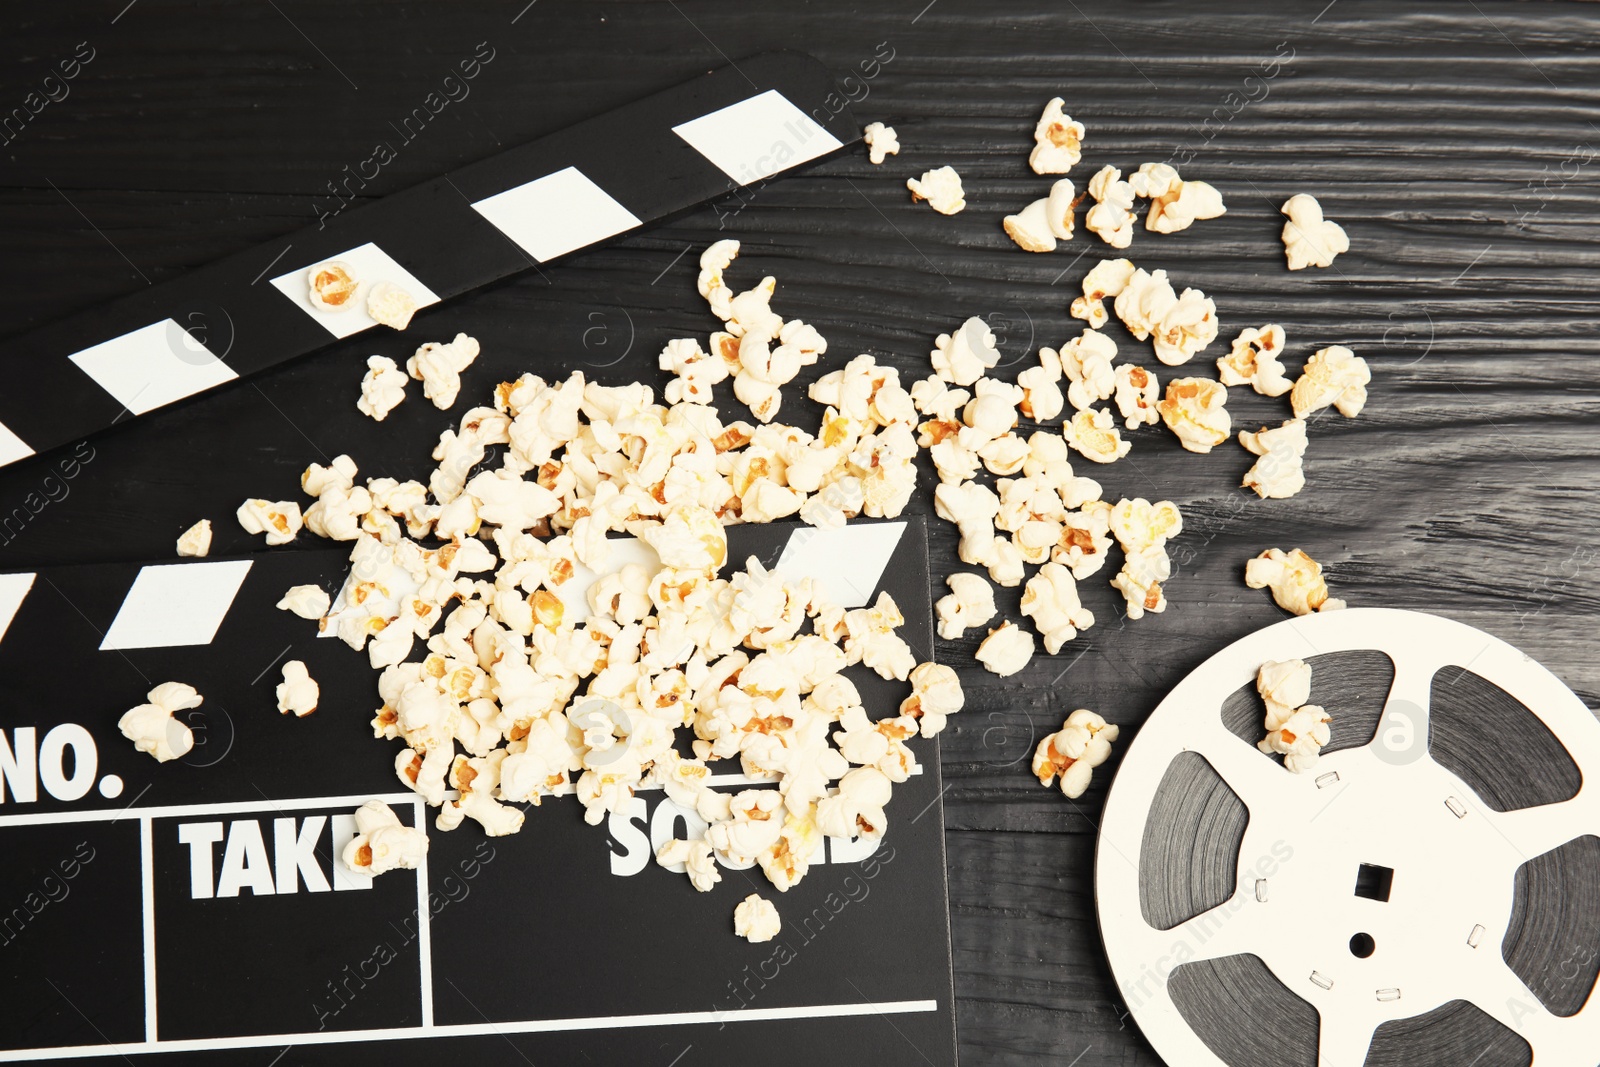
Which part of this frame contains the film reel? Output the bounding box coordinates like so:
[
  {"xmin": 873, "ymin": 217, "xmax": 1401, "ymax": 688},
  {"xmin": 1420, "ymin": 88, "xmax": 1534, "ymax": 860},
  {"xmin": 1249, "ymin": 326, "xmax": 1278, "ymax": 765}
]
[{"xmin": 1096, "ymin": 608, "xmax": 1600, "ymax": 1067}]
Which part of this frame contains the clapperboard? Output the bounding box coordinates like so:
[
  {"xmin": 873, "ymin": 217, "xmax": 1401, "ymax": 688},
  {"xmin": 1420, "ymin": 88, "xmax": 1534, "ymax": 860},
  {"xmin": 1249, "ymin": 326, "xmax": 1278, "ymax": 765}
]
[
  {"xmin": 0, "ymin": 519, "xmax": 958, "ymax": 1065},
  {"xmin": 0, "ymin": 49, "xmax": 958, "ymax": 1065}
]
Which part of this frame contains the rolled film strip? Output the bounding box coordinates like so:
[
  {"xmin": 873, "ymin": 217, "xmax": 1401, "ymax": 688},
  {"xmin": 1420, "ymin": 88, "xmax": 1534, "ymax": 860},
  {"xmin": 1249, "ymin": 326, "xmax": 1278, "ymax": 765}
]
[
  {"xmin": 1096, "ymin": 608, "xmax": 1600, "ymax": 1067},
  {"xmin": 0, "ymin": 50, "xmax": 854, "ymax": 471}
]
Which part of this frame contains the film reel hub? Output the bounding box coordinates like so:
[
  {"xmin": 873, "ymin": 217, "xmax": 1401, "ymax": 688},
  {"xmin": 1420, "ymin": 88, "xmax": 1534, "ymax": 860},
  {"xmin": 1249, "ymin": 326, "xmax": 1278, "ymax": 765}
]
[{"xmin": 1097, "ymin": 609, "xmax": 1600, "ymax": 1067}]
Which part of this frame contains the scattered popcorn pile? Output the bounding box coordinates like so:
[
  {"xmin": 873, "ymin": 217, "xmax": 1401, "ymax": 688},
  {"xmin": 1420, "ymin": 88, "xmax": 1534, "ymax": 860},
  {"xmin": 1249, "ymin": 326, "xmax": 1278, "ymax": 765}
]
[
  {"xmin": 1254, "ymin": 658, "xmax": 1331, "ymax": 773},
  {"xmin": 123, "ymin": 108, "xmax": 1372, "ymax": 920},
  {"xmin": 1032, "ymin": 709, "xmax": 1120, "ymax": 799},
  {"xmin": 221, "ymin": 243, "xmax": 978, "ymax": 942},
  {"xmin": 308, "ymin": 260, "xmax": 418, "ymax": 330},
  {"xmin": 1246, "ymin": 548, "xmax": 1345, "ymax": 616}
]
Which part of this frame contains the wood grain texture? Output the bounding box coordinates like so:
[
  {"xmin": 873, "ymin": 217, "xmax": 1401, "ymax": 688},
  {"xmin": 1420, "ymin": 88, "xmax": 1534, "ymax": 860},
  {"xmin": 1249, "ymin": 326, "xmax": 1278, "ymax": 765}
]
[{"xmin": 2, "ymin": 2, "xmax": 1598, "ymax": 1063}]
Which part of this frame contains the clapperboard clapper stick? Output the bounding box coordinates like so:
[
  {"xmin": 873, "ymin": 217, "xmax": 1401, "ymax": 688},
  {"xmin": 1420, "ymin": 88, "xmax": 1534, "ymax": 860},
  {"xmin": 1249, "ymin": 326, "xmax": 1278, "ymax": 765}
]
[{"xmin": 0, "ymin": 50, "xmax": 857, "ymax": 470}]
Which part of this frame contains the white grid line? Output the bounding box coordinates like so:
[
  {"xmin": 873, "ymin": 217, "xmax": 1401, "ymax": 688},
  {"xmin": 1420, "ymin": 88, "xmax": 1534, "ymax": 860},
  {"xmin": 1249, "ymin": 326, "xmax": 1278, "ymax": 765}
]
[
  {"xmin": 1, "ymin": 1000, "xmax": 939, "ymax": 1061},
  {"xmin": 414, "ymin": 797, "xmax": 434, "ymax": 1029},
  {"xmin": 139, "ymin": 817, "xmax": 156, "ymax": 1043}
]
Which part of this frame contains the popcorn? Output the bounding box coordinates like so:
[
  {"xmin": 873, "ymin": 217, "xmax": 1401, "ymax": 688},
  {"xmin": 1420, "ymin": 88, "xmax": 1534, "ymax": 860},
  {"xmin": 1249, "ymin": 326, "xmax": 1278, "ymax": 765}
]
[
  {"xmin": 863, "ymin": 121, "xmax": 900, "ymax": 164},
  {"xmin": 407, "ymin": 333, "xmax": 481, "ymax": 410},
  {"xmin": 900, "ymin": 662, "xmax": 964, "ymax": 737},
  {"xmin": 118, "ymin": 682, "xmax": 202, "ymax": 763},
  {"xmin": 1217, "ymin": 325, "xmax": 1291, "ymax": 396},
  {"xmin": 1109, "ymin": 498, "xmax": 1183, "ymax": 554},
  {"xmin": 357, "ymin": 355, "xmax": 410, "ymax": 421},
  {"xmin": 1111, "ymin": 545, "xmax": 1169, "ymax": 620},
  {"xmin": 1113, "ymin": 363, "xmax": 1160, "ymax": 429},
  {"xmin": 1045, "ymin": 178, "xmax": 1079, "ymax": 240},
  {"xmin": 1245, "ymin": 547, "xmax": 1346, "ymax": 616},
  {"xmin": 307, "ymin": 261, "xmax": 358, "ymax": 311},
  {"xmin": 1150, "ymin": 286, "xmax": 1218, "ymax": 366},
  {"xmin": 843, "ymin": 592, "xmax": 916, "ymax": 680},
  {"xmin": 1112, "ymin": 269, "xmax": 1218, "ymax": 367},
  {"xmin": 276, "ymin": 660, "xmax": 320, "ymax": 717},
  {"xmin": 933, "ymin": 573, "xmax": 995, "ymax": 643},
  {"xmin": 639, "ymin": 504, "xmax": 728, "ymax": 574},
  {"xmin": 237, "ymin": 499, "xmax": 303, "ymax": 546},
  {"xmin": 1029, "ymin": 98, "xmax": 1085, "ymax": 174},
  {"xmin": 1113, "ymin": 267, "xmax": 1175, "ymax": 341},
  {"xmin": 1281, "ymin": 193, "xmax": 1349, "ymax": 271},
  {"xmin": 658, "ymin": 337, "xmax": 728, "ymax": 406},
  {"xmin": 1291, "ymin": 345, "xmax": 1370, "ymax": 420},
  {"xmin": 1157, "ymin": 377, "xmax": 1231, "ymax": 453},
  {"xmin": 1017, "ymin": 348, "xmax": 1065, "ymax": 422},
  {"xmin": 709, "ymin": 789, "xmax": 786, "ymax": 862},
  {"xmin": 1021, "ymin": 563, "xmax": 1094, "ymax": 654},
  {"xmin": 1129, "ymin": 163, "xmax": 1226, "ymax": 234},
  {"xmin": 304, "ymin": 465, "xmax": 374, "ymax": 542},
  {"xmin": 1057, "ymin": 328, "xmax": 1118, "ymax": 411},
  {"xmin": 1022, "ymin": 432, "xmax": 1101, "ymax": 506},
  {"xmin": 656, "ymin": 836, "xmax": 721, "ymax": 892},
  {"xmin": 983, "ymin": 534, "xmax": 1026, "ymax": 587},
  {"xmin": 500, "ymin": 715, "xmax": 580, "ymax": 807},
  {"xmin": 176, "ymin": 519, "xmax": 211, "ymax": 558},
  {"xmin": 978, "ymin": 433, "xmax": 1030, "ymax": 476},
  {"xmin": 734, "ymin": 893, "xmax": 782, "ymax": 943},
  {"xmin": 439, "ymin": 751, "xmax": 526, "ymax": 836},
  {"xmin": 1240, "ymin": 418, "xmax": 1308, "ymax": 499},
  {"xmin": 1085, "ymin": 166, "xmax": 1136, "ymax": 248},
  {"xmin": 1070, "ymin": 257, "xmax": 1135, "ymax": 329},
  {"xmin": 815, "ymin": 766, "xmax": 891, "ymax": 844},
  {"xmin": 932, "ymin": 317, "xmax": 1000, "ymax": 386},
  {"xmin": 907, "ymin": 166, "xmax": 966, "ymax": 215},
  {"xmin": 833, "ymin": 707, "xmax": 919, "ymax": 781},
  {"xmin": 367, "ymin": 281, "xmax": 418, "ymax": 330},
  {"xmin": 277, "ymin": 584, "xmax": 330, "ymax": 620},
  {"xmin": 962, "ymin": 377, "xmax": 1023, "ymax": 446},
  {"xmin": 1055, "ymin": 501, "xmax": 1114, "ymax": 579},
  {"xmin": 976, "ymin": 620, "xmax": 1035, "ymax": 677},
  {"xmin": 1259, "ymin": 704, "xmax": 1332, "ymax": 773},
  {"xmin": 1033, "ymin": 709, "xmax": 1119, "ymax": 798},
  {"xmin": 1257, "ymin": 658, "xmax": 1313, "ymax": 729},
  {"xmin": 1004, "ymin": 197, "xmax": 1058, "ymax": 253},
  {"xmin": 697, "ymin": 239, "xmax": 740, "ymax": 310},
  {"xmin": 341, "ymin": 800, "xmax": 429, "ymax": 875},
  {"xmin": 395, "ymin": 745, "xmax": 452, "ymax": 807},
  {"xmin": 1063, "ymin": 408, "xmax": 1131, "ymax": 464}
]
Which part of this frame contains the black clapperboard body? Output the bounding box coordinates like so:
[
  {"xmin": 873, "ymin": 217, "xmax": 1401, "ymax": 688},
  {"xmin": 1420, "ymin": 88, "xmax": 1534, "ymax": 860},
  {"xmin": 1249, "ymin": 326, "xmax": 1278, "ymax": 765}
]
[
  {"xmin": 0, "ymin": 520, "xmax": 957, "ymax": 1065},
  {"xmin": 0, "ymin": 50, "xmax": 958, "ymax": 1064}
]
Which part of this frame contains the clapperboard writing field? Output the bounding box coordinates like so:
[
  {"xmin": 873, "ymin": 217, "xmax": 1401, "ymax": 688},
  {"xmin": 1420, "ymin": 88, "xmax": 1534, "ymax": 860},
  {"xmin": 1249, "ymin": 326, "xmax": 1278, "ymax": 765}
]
[
  {"xmin": 0, "ymin": 50, "xmax": 856, "ymax": 472},
  {"xmin": 0, "ymin": 518, "xmax": 959, "ymax": 1065}
]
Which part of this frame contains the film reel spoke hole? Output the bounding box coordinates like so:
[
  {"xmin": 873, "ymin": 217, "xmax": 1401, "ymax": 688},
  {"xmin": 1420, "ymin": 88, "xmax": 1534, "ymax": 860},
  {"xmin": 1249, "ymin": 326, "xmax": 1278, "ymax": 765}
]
[
  {"xmin": 1349, "ymin": 931, "xmax": 1377, "ymax": 958},
  {"xmin": 1354, "ymin": 862, "xmax": 1395, "ymax": 902}
]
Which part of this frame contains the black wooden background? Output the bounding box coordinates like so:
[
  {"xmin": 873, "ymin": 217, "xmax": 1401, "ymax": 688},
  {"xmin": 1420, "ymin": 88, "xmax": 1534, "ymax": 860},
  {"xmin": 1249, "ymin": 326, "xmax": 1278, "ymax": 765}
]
[{"xmin": 2, "ymin": 2, "xmax": 1598, "ymax": 1064}]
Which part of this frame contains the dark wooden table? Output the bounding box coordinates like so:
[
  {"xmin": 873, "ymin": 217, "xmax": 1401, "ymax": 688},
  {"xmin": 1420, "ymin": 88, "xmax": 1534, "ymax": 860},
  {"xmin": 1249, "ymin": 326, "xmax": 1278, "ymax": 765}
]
[{"xmin": 2, "ymin": 2, "xmax": 1596, "ymax": 1063}]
